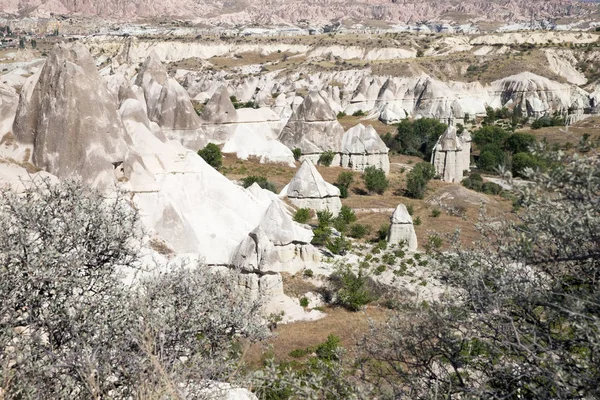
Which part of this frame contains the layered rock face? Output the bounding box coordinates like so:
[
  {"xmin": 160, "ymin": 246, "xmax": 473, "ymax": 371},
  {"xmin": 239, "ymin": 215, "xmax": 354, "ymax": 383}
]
[
  {"xmin": 134, "ymin": 52, "xmax": 206, "ymax": 150},
  {"xmin": 0, "ymin": 83, "xmax": 18, "ymax": 137},
  {"xmin": 341, "ymin": 124, "xmax": 390, "ymax": 174},
  {"xmin": 387, "ymin": 204, "xmax": 418, "ymax": 251},
  {"xmin": 280, "ymin": 159, "xmax": 342, "ymax": 216},
  {"xmin": 231, "ymin": 200, "xmax": 319, "ymax": 274},
  {"xmin": 12, "ymin": 42, "xmax": 129, "ymax": 188},
  {"xmin": 278, "ymin": 91, "xmax": 345, "ymax": 164},
  {"xmin": 432, "ymin": 125, "xmax": 471, "ymax": 183}
]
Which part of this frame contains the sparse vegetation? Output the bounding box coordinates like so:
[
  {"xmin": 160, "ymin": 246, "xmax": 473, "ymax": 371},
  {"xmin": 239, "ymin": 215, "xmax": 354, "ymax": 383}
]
[{"xmin": 293, "ymin": 207, "xmax": 312, "ymax": 224}]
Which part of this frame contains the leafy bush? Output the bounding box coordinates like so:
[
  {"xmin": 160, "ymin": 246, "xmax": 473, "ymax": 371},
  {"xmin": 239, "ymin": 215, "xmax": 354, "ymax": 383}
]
[
  {"xmin": 317, "ymin": 209, "xmax": 334, "ymax": 225},
  {"xmin": 482, "ymin": 181, "xmax": 503, "ymax": 195},
  {"xmin": 406, "ymin": 204, "xmax": 414, "ymax": 215},
  {"xmin": 413, "ymin": 216, "xmax": 422, "ymax": 226},
  {"xmin": 303, "ymin": 269, "xmax": 314, "ymax": 278},
  {"xmin": 363, "ymin": 166, "xmax": 389, "ymax": 194},
  {"xmin": 349, "ymin": 223, "xmax": 370, "ymax": 239},
  {"xmin": 318, "ymin": 150, "xmax": 336, "ymax": 166},
  {"xmin": 338, "ymin": 205, "xmax": 357, "ymax": 225},
  {"xmin": 328, "ymin": 267, "xmax": 379, "ymax": 311},
  {"xmin": 197, "ymin": 142, "xmax": 222, "ymax": 170},
  {"xmin": 377, "ymin": 224, "xmax": 389, "ymax": 241},
  {"xmin": 335, "ymin": 171, "xmax": 354, "ymax": 199},
  {"xmin": 315, "ymin": 335, "xmax": 342, "ymax": 361},
  {"xmin": 293, "ymin": 208, "xmax": 312, "ymax": 224},
  {"xmin": 462, "ymin": 173, "xmax": 484, "ymax": 192},
  {"xmin": 431, "ymin": 208, "xmax": 441, "ymax": 218},
  {"xmin": 472, "ymin": 125, "xmax": 510, "ymax": 148},
  {"xmin": 299, "ymin": 297, "xmax": 309, "ymax": 308},
  {"xmin": 241, "ymin": 175, "xmax": 277, "ymax": 193},
  {"xmin": 477, "ymin": 144, "xmax": 507, "ymax": 172},
  {"xmin": 531, "ymin": 114, "xmax": 565, "ymax": 129},
  {"xmin": 393, "ymin": 118, "xmax": 447, "ymax": 160},
  {"xmin": 336, "ymin": 111, "xmax": 347, "ymax": 118},
  {"xmin": 405, "ymin": 162, "xmax": 435, "ymax": 199},
  {"xmin": 326, "ymin": 235, "xmax": 352, "ymax": 255},
  {"xmin": 292, "ymin": 147, "xmax": 302, "ymax": 161},
  {"xmin": 512, "ymin": 152, "xmax": 545, "ymax": 178},
  {"xmin": 352, "ymin": 110, "xmax": 366, "ymax": 117},
  {"xmin": 505, "ymin": 132, "xmax": 536, "ymax": 154}
]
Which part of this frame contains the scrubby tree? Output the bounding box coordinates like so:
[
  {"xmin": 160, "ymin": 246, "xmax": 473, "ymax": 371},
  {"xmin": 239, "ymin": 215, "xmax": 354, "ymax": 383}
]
[
  {"xmin": 359, "ymin": 154, "xmax": 600, "ymax": 399},
  {"xmin": 472, "ymin": 125, "xmax": 510, "ymax": 148},
  {"xmin": 241, "ymin": 175, "xmax": 277, "ymax": 193},
  {"xmin": 197, "ymin": 142, "xmax": 222, "ymax": 170},
  {"xmin": 363, "ymin": 166, "xmax": 389, "ymax": 194},
  {"xmin": 505, "ymin": 132, "xmax": 536, "ymax": 154},
  {"xmin": 477, "ymin": 144, "xmax": 507, "ymax": 172},
  {"xmin": 318, "ymin": 151, "xmax": 336, "ymax": 167},
  {"xmin": 394, "ymin": 118, "xmax": 447, "ymax": 160},
  {"xmin": 404, "ymin": 162, "xmax": 435, "ymax": 199},
  {"xmin": 0, "ymin": 180, "xmax": 267, "ymax": 398},
  {"xmin": 335, "ymin": 171, "xmax": 354, "ymax": 198}
]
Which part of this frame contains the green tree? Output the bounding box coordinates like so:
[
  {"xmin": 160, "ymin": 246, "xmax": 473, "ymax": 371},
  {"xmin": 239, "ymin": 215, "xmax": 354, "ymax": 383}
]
[
  {"xmin": 505, "ymin": 132, "xmax": 535, "ymax": 154},
  {"xmin": 404, "ymin": 162, "xmax": 435, "ymax": 199},
  {"xmin": 477, "ymin": 144, "xmax": 507, "ymax": 172},
  {"xmin": 363, "ymin": 166, "xmax": 389, "ymax": 195},
  {"xmin": 318, "ymin": 151, "xmax": 336, "ymax": 166},
  {"xmin": 335, "ymin": 171, "xmax": 354, "ymax": 198},
  {"xmin": 241, "ymin": 175, "xmax": 277, "ymax": 193},
  {"xmin": 472, "ymin": 125, "xmax": 510, "ymax": 148},
  {"xmin": 511, "ymin": 151, "xmax": 544, "ymax": 178},
  {"xmin": 197, "ymin": 142, "xmax": 222, "ymax": 170},
  {"xmin": 395, "ymin": 118, "xmax": 447, "ymax": 160}
]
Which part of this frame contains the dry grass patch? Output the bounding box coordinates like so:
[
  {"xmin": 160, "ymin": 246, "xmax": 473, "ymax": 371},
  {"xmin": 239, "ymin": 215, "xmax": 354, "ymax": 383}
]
[{"xmin": 244, "ymin": 306, "xmax": 391, "ymax": 367}]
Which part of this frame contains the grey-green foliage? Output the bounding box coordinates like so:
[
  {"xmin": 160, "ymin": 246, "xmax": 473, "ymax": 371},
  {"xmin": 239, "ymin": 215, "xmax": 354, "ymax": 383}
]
[
  {"xmin": 363, "ymin": 166, "xmax": 389, "ymax": 194},
  {"xmin": 0, "ymin": 180, "xmax": 267, "ymax": 399},
  {"xmin": 359, "ymin": 153, "xmax": 600, "ymax": 399}
]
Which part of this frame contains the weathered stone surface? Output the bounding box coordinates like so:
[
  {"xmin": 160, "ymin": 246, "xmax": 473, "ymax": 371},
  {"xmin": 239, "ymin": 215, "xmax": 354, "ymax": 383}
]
[
  {"xmin": 200, "ymin": 86, "xmax": 238, "ymax": 124},
  {"xmin": 387, "ymin": 204, "xmax": 418, "ymax": 251},
  {"xmin": 12, "ymin": 42, "xmax": 129, "ymax": 188},
  {"xmin": 0, "ymin": 83, "xmax": 18, "ymax": 137},
  {"xmin": 231, "ymin": 200, "xmax": 319, "ymax": 274},
  {"xmin": 341, "ymin": 123, "xmax": 390, "ymax": 173},
  {"xmin": 280, "ymin": 159, "xmax": 342, "ymax": 215},
  {"xmin": 135, "ymin": 52, "xmax": 206, "ymax": 149},
  {"xmin": 278, "ymin": 91, "xmax": 345, "ymax": 155},
  {"xmin": 432, "ymin": 124, "xmax": 470, "ymax": 183}
]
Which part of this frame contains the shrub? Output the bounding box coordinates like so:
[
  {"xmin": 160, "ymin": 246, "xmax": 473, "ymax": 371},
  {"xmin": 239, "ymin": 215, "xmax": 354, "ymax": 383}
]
[
  {"xmin": 329, "ymin": 267, "xmax": 379, "ymax": 311},
  {"xmin": 292, "ymin": 147, "xmax": 302, "ymax": 161},
  {"xmin": 241, "ymin": 175, "xmax": 277, "ymax": 193},
  {"xmin": 197, "ymin": 143, "xmax": 222, "ymax": 170},
  {"xmin": 406, "ymin": 204, "xmax": 414, "ymax": 215},
  {"xmin": 505, "ymin": 132, "xmax": 536, "ymax": 154},
  {"xmin": 482, "ymin": 181, "xmax": 503, "ymax": 195},
  {"xmin": 405, "ymin": 162, "xmax": 435, "ymax": 199},
  {"xmin": 363, "ymin": 166, "xmax": 389, "ymax": 194},
  {"xmin": 413, "ymin": 216, "xmax": 422, "ymax": 226},
  {"xmin": 394, "ymin": 118, "xmax": 447, "ymax": 160},
  {"xmin": 462, "ymin": 173, "xmax": 484, "ymax": 192},
  {"xmin": 477, "ymin": 145, "xmax": 507, "ymax": 172},
  {"xmin": 317, "ymin": 209, "xmax": 334, "ymax": 226},
  {"xmin": 303, "ymin": 269, "xmax": 314, "ymax": 278},
  {"xmin": 312, "ymin": 225, "xmax": 332, "ymax": 246},
  {"xmin": 335, "ymin": 171, "xmax": 354, "ymax": 199},
  {"xmin": 318, "ymin": 150, "xmax": 336, "ymax": 166},
  {"xmin": 352, "ymin": 109, "xmax": 366, "ymax": 117},
  {"xmin": 0, "ymin": 180, "xmax": 267, "ymax": 398},
  {"xmin": 299, "ymin": 297, "xmax": 309, "ymax": 307},
  {"xmin": 349, "ymin": 223, "xmax": 370, "ymax": 239},
  {"xmin": 472, "ymin": 125, "xmax": 510, "ymax": 148},
  {"xmin": 326, "ymin": 234, "xmax": 352, "ymax": 255},
  {"xmin": 315, "ymin": 334, "xmax": 341, "ymax": 361},
  {"xmin": 377, "ymin": 224, "xmax": 389, "ymax": 241},
  {"xmin": 338, "ymin": 205, "xmax": 357, "ymax": 224},
  {"xmin": 336, "ymin": 111, "xmax": 347, "ymax": 118},
  {"xmin": 431, "ymin": 208, "xmax": 441, "ymax": 218},
  {"xmin": 512, "ymin": 152, "xmax": 545, "ymax": 178},
  {"xmin": 293, "ymin": 208, "xmax": 312, "ymax": 223}
]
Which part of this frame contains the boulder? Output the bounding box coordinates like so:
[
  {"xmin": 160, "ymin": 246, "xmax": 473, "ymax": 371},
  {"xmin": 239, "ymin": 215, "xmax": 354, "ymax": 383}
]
[
  {"xmin": 280, "ymin": 159, "xmax": 342, "ymax": 216},
  {"xmin": 387, "ymin": 204, "xmax": 418, "ymax": 251},
  {"xmin": 278, "ymin": 91, "xmax": 345, "ymax": 162},
  {"xmin": 12, "ymin": 42, "xmax": 129, "ymax": 188},
  {"xmin": 341, "ymin": 124, "xmax": 390, "ymax": 173}
]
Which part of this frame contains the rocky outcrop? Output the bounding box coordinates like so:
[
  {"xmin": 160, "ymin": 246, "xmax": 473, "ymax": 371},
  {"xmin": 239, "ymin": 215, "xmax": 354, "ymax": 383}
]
[
  {"xmin": 0, "ymin": 83, "xmax": 18, "ymax": 137},
  {"xmin": 280, "ymin": 159, "xmax": 342, "ymax": 216},
  {"xmin": 231, "ymin": 200, "xmax": 319, "ymax": 274},
  {"xmin": 432, "ymin": 124, "xmax": 471, "ymax": 183},
  {"xmin": 278, "ymin": 91, "xmax": 345, "ymax": 164},
  {"xmin": 341, "ymin": 124, "xmax": 390, "ymax": 173},
  {"xmin": 12, "ymin": 42, "xmax": 129, "ymax": 188},
  {"xmin": 134, "ymin": 52, "xmax": 206, "ymax": 150},
  {"xmin": 200, "ymin": 86, "xmax": 238, "ymax": 124},
  {"xmin": 387, "ymin": 204, "xmax": 418, "ymax": 251}
]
